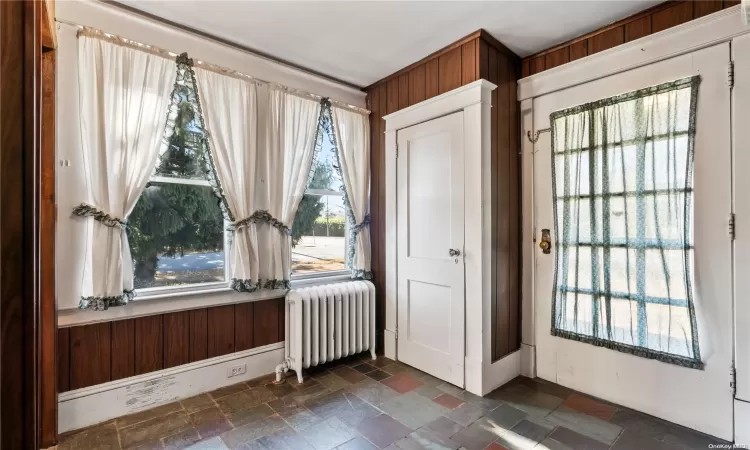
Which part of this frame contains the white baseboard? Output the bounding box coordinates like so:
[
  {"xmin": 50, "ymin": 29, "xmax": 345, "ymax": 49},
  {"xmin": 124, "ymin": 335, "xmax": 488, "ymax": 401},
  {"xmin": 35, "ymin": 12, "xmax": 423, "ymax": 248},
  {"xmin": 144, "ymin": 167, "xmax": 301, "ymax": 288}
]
[
  {"xmin": 520, "ymin": 343, "xmax": 536, "ymax": 378},
  {"xmin": 736, "ymin": 399, "xmax": 750, "ymax": 445},
  {"xmin": 59, "ymin": 342, "xmax": 284, "ymax": 433},
  {"xmin": 481, "ymin": 350, "xmax": 521, "ymax": 396},
  {"xmin": 384, "ymin": 329, "xmax": 396, "ymax": 360}
]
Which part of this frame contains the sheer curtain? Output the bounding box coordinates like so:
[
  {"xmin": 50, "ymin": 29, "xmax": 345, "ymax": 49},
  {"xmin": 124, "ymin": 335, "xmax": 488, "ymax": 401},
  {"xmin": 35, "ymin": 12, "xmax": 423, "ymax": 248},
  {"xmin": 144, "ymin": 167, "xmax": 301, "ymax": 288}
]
[
  {"xmin": 257, "ymin": 88, "xmax": 322, "ymax": 286},
  {"xmin": 550, "ymin": 76, "xmax": 702, "ymax": 368},
  {"xmin": 329, "ymin": 103, "xmax": 372, "ymax": 279},
  {"xmin": 74, "ymin": 35, "xmax": 177, "ymax": 310},
  {"xmin": 194, "ymin": 67, "xmax": 261, "ymax": 291}
]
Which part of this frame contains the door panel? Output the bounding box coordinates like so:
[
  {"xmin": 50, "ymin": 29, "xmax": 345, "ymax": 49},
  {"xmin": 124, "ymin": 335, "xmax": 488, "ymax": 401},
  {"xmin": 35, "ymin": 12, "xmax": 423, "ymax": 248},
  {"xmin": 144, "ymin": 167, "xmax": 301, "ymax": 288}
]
[
  {"xmin": 397, "ymin": 112, "xmax": 465, "ymax": 387},
  {"xmin": 533, "ymin": 43, "xmax": 732, "ymax": 439}
]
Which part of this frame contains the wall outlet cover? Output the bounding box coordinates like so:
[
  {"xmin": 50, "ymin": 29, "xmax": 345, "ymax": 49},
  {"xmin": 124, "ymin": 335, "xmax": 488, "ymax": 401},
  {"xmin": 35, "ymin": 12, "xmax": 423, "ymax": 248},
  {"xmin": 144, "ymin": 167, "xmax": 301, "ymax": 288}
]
[{"xmin": 227, "ymin": 364, "xmax": 247, "ymax": 378}]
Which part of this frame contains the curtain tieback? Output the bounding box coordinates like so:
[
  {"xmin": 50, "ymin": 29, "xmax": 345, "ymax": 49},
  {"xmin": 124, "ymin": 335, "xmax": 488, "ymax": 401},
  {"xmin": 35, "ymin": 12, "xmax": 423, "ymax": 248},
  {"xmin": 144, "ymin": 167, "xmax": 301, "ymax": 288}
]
[
  {"xmin": 229, "ymin": 209, "xmax": 290, "ymax": 234},
  {"xmin": 72, "ymin": 203, "xmax": 127, "ymax": 229},
  {"xmin": 351, "ymin": 214, "xmax": 370, "ymax": 236}
]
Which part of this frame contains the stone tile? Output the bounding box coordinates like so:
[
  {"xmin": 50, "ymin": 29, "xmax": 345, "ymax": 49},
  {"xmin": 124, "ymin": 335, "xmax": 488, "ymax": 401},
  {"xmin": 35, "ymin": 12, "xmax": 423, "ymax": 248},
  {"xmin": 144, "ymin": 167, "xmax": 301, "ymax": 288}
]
[
  {"xmin": 210, "ymin": 382, "xmax": 251, "ymax": 400},
  {"xmin": 352, "ymin": 363, "xmax": 377, "ymax": 374},
  {"xmin": 424, "ymin": 416, "xmax": 464, "ymax": 440},
  {"xmin": 217, "ymin": 400, "xmax": 275, "ymax": 428},
  {"xmin": 306, "ymin": 391, "xmax": 356, "ymax": 419},
  {"xmin": 546, "ymin": 406, "xmax": 622, "ymax": 445},
  {"xmin": 120, "ymin": 411, "xmax": 192, "ymax": 449},
  {"xmin": 332, "ymin": 366, "xmax": 368, "ymax": 384},
  {"xmin": 562, "ymin": 393, "xmax": 617, "ymax": 420},
  {"xmin": 336, "ymin": 436, "xmax": 377, "ymax": 450},
  {"xmin": 485, "ymin": 443, "xmax": 511, "ymax": 450},
  {"xmin": 186, "ymin": 436, "xmax": 231, "ymax": 449},
  {"xmin": 356, "ymin": 414, "xmax": 412, "ymax": 449},
  {"xmin": 267, "ymin": 396, "xmax": 303, "ymax": 416},
  {"xmin": 221, "ymin": 415, "xmax": 287, "ymax": 449},
  {"xmin": 380, "ymin": 373, "xmax": 423, "ymax": 394},
  {"xmin": 239, "ymin": 440, "xmax": 269, "ymax": 450},
  {"xmin": 365, "ymin": 369, "xmax": 392, "ymax": 382},
  {"xmin": 408, "ymin": 427, "xmax": 461, "ymax": 449},
  {"xmin": 418, "ymin": 374, "xmax": 445, "ymax": 388},
  {"xmin": 380, "ymin": 363, "xmax": 408, "ymax": 375},
  {"xmin": 445, "ymin": 402, "xmax": 486, "ymax": 427},
  {"xmin": 299, "ymin": 416, "xmax": 360, "ymax": 450},
  {"xmin": 181, "ymin": 394, "xmax": 217, "ymax": 415},
  {"xmin": 316, "ymin": 373, "xmax": 352, "ymax": 391},
  {"xmin": 482, "ymin": 404, "xmax": 527, "ymax": 430},
  {"xmin": 190, "ymin": 406, "xmax": 233, "ymax": 439},
  {"xmin": 292, "ymin": 383, "xmax": 331, "ymax": 404},
  {"xmin": 115, "ymin": 402, "xmax": 185, "ymax": 429},
  {"xmin": 449, "ymin": 418, "xmax": 501, "ymax": 450},
  {"xmin": 609, "ymin": 409, "xmax": 726, "ymax": 450},
  {"xmin": 458, "ymin": 391, "xmax": 502, "ymax": 411},
  {"xmin": 246, "ymin": 374, "xmax": 277, "ymax": 388},
  {"xmin": 279, "ymin": 407, "xmax": 321, "ymax": 431},
  {"xmin": 348, "ymin": 378, "xmax": 400, "ymax": 406},
  {"xmin": 535, "ymin": 437, "xmax": 578, "ymax": 450},
  {"xmin": 288, "ymin": 377, "xmax": 321, "ymax": 391},
  {"xmin": 436, "ymin": 382, "xmax": 465, "ymax": 397},
  {"xmin": 162, "ymin": 427, "xmax": 202, "ymax": 449},
  {"xmin": 433, "ymin": 393, "xmax": 465, "ymax": 410},
  {"xmin": 494, "ymin": 418, "xmax": 554, "ymax": 450},
  {"xmin": 58, "ymin": 422, "xmax": 120, "ymax": 450},
  {"xmin": 256, "ymin": 426, "xmax": 315, "ymax": 450},
  {"xmin": 334, "ymin": 393, "xmax": 382, "ymax": 428},
  {"xmin": 415, "ymin": 384, "xmax": 444, "ymax": 400},
  {"xmin": 264, "ymin": 382, "xmax": 296, "ymax": 399},
  {"xmin": 370, "ymin": 356, "xmax": 395, "ymax": 369},
  {"xmin": 546, "ymin": 427, "xmax": 610, "ymax": 450},
  {"xmin": 515, "ymin": 377, "xmax": 573, "ymax": 400},
  {"xmin": 611, "ymin": 429, "xmax": 682, "ymax": 450},
  {"xmin": 379, "ymin": 391, "xmax": 450, "ymax": 430},
  {"xmin": 488, "ymin": 384, "xmax": 563, "ymax": 418}
]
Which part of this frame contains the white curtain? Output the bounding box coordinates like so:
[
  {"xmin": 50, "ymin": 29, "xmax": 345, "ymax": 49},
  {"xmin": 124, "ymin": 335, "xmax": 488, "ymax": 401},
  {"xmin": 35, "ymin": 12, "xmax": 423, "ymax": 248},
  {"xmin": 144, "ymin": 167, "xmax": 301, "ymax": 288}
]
[
  {"xmin": 75, "ymin": 36, "xmax": 177, "ymax": 309},
  {"xmin": 331, "ymin": 105, "xmax": 372, "ymax": 278},
  {"xmin": 257, "ymin": 89, "xmax": 322, "ymax": 285},
  {"xmin": 194, "ymin": 68, "xmax": 261, "ymax": 291}
]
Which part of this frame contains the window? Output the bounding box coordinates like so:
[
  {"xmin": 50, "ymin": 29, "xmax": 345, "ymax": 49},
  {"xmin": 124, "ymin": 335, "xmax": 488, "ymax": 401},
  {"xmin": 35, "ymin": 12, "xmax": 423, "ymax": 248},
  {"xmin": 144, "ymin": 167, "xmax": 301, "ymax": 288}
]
[
  {"xmin": 129, "ymin": 96, "xmax": 227, "ymax": 290},
  {"xmin": 550, "ymin": 77, "xmax": 702, "ymax": 368},
  {"xmin": 291, "ymin": 125, "xmax": 348, "ymax": 276}
]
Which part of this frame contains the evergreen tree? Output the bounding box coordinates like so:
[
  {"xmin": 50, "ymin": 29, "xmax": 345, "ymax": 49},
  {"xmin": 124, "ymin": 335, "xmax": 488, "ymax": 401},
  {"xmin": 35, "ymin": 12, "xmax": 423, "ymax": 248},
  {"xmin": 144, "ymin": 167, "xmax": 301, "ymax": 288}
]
[{"xmin": 291, "ymin": 161, "xmax": 333, "ymax": 247}]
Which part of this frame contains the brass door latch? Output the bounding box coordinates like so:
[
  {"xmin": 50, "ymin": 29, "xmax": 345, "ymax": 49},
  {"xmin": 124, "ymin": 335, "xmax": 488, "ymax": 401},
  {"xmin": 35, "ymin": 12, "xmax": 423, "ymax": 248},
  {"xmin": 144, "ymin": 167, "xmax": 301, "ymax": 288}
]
[{"xmin": 539, "ymin": 229, "xmax": 551, "ymax": 254}]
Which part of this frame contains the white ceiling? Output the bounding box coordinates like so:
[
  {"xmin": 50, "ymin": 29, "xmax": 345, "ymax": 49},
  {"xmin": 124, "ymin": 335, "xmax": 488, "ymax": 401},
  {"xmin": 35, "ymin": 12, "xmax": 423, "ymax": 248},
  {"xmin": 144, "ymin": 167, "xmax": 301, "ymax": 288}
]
[{"xmin": 119, "ymin": 1, "xmax": 662, "ymax": 88}]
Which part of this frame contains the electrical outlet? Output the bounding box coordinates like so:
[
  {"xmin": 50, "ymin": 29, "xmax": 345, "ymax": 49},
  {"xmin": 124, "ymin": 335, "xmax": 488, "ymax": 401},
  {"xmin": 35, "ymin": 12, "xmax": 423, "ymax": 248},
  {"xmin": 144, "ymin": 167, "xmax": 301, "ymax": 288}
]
[{"xmin": 227, "ymin": 363, "xmax": 247, "ymax": 378}]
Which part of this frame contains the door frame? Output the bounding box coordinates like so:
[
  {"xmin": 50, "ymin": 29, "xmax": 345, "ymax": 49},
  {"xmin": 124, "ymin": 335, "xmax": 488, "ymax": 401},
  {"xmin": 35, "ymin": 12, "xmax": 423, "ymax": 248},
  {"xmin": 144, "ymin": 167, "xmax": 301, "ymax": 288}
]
[{"xmin": 383, "ymin": 80, "xmax": 517, "ymax": 396}]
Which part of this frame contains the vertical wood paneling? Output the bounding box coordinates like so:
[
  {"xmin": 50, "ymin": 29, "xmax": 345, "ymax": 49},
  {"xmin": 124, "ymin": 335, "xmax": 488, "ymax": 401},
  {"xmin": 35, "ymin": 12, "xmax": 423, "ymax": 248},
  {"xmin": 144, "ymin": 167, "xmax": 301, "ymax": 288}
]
[
  {"xmin": 587, "ymin": 26, "xmax": 624, "ymax": 55},
  {"xmin": 522, "ymin": 60, "xmax": 530, "ymax": 78},
  {"xmin": 529, "ymin": 56, "xmax": 545, "ymax": 75},
  {"xmin": 398, "ymin": 74, "xmax": 409, "ymax": 109},
  {"xmin": 277, "ymin": 298, "xmax": 285, "ymax": 343},
  {"xmin": 134, "ymin": 315, "xmax": 164, "ymax": 375},
  {"xmin": 545, "ymin": 47, "xmax": 569, "ymax": 70},
  {"xmin": 235, "ymin": 303, "xmax": 255, "ymax": 351},
  {"xmin": 438, "ymin": 46, "xmax": 462, "ymax": 94},
  {"xmin": 425, "ymin": 59, "xmax": 439, "ymax": 99},
  {"xmin": 253, "ymin": 299, "xmax": 280, "ymax": 347},
  {"xmin": 507, "ymin": 59, "xmax": 521, "ymax": 352},
  {"xmin": 368, "ymin": 87, "xmax": 382, "ymax": 355},
  {"xmin": 569, "ymin": 40, "xmax": 588, "ymax": 62},
  {"xmin": 408, "ymin": 64, "xmax": 426, "ymax": 106},
  {"xmin": 57, "ymin": 328, "xmax": 70, "ymax": 392},
  {"xmin": 70, "ymin": 323, "xmax": 111, "ymax": 390},
  {"xmin": 386, "ymin": 78, "xmax": 399, "ymax": 114},
  {"xmin": 478, "ymin": 39, "xmax": 490, "ymax": 80},
  {"xmin": 724, "ymin": 0, "xmax": 740, "ymax": 7},
  {"xmin": 110, "ymin": 319, "xmax": 135, "ymax": 381},
  {"xmin": 625, "ymin": 15, "xmax": 652, "ymax": 42},
  {"xmin": 164, "ymin": 312, "xmax": 190, "ymax": 368},
  {"xmin": 652, "ymin": 1, "xmax": 693, "ymax": 33},
  {"xmin": 461, "ymin": 40, "xmax": 477, "ymax": 84},
  {"xmin": 488, "ymin": 46, "xmax": 500, "ymax": 361},
  {"xmin": 189, "ymin": 308, "xmax": 208, "ymax": 362},
  {"xmin": 694, "ymin": 1, "xmax": 722, "ymax": 18},
  {"xmin": 377, "ymin": 83, "xmax": 388, "ymax": 353},
  {"xmin": 207, "ymin": 305, "xmax": 235, "ymax": 358}
]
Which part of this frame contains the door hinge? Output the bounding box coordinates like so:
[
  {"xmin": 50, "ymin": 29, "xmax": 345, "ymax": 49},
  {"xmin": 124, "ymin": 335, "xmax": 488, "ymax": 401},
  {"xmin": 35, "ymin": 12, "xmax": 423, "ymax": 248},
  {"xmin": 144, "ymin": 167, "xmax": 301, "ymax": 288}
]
[
  {"xmin": 729, "ymin": 213, "xmax": 736, "ymax": 240},
  {"xmin": 395, "ymin": 143, "xmax": 399, "ymax": 159},
  {"xmin": 394, "ymin": 327, "xmax": 399, "ymax": 340},
  {"xmin": 728, "ymin": 61, "xmax": 735, "ymax": 89},
  {"xmin": 731, "ymin": 366, "xmax": 737, "ymax": 395}
]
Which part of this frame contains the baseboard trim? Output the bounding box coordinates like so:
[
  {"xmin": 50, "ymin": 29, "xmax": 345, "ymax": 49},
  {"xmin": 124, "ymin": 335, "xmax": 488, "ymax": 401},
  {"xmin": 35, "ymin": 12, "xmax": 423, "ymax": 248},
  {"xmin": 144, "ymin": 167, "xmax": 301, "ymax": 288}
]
[
  {"xmin": 520, "ymin": 343, "xmax": 536, "ymax": 378},
  {"xmin": 59, "ymin": 342, "xmax": 284, "ymax": 433},
  {"xmin": 384, "ymin": 329, "xmax": 396, "ymax": 360},
  {"xmin": 482, "ymin": 350, "xmax": 521, "ymax": 395},
  {"xmin": 736, "ymin": 399, "xmax": 750, "ymax": 445}
]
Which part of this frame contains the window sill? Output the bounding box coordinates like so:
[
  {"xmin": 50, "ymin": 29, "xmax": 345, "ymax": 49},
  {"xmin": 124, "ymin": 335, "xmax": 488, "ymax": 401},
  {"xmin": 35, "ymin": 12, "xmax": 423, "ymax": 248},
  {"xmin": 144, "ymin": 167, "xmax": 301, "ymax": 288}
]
[{"xmin": 58, "ymin": 272, "xmax": 353, "ymax": 328}]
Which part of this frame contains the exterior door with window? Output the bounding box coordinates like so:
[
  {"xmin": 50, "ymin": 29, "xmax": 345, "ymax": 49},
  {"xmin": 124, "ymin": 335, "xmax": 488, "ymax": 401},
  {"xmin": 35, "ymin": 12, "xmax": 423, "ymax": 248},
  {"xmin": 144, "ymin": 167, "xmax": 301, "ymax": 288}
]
[{"xmin": 533, "ymin": 43, "xmax": 733, "ymax": 439}]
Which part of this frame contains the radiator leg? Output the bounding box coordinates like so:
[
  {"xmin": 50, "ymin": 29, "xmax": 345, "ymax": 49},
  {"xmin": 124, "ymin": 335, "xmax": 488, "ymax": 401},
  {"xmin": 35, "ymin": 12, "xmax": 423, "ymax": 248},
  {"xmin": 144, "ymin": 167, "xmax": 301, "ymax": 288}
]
[
  {"xmin": 274, "ymin": 359, "xmax": 290, "ymax": 385},
  {"xmin": 370, "ymin": 347, "xmax": 377, "ymax": 361},
  {"xmin": 296, "ymin": 371, "xmax": 303, "ymax": 384}
]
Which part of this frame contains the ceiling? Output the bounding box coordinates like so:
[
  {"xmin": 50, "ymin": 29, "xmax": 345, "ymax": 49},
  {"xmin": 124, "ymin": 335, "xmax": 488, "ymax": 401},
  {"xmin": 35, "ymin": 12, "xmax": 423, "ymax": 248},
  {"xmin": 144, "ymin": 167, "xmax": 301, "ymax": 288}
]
[{"xmin": 119, "ymin": 1, "xmax": 662, "ymax": 88}]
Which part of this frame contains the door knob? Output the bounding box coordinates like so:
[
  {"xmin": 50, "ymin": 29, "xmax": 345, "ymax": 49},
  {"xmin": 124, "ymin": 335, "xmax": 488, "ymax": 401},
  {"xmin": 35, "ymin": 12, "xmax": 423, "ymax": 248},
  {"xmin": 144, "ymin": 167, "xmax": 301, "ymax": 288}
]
[
  {"xmin": 448, "ymin": 248, "xmax": 461, "ymax": 257},
  {"xmin": 539, "ymin": 229, "xmax": 551, "ymax": 254}
]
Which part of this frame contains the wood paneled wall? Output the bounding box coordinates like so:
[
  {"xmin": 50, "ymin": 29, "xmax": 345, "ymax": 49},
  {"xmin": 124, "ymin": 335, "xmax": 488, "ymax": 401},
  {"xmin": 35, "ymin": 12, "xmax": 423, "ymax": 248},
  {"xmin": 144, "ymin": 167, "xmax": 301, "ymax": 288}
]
[
  {"xmin": 57, "ymin": 298, "xmax": 284, "ymax": 392},
  {"xmin": 522, "ymin": 0, "xmax": 739, "ymax": 77},
  {"xmin": 365, "ymin": 30, "xmax": 522, "ymax": 361}
]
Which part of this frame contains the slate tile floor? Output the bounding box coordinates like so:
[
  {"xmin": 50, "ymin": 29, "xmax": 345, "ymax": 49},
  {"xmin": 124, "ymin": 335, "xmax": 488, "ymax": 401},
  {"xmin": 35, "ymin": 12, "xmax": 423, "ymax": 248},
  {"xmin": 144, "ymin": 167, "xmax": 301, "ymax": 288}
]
[{"xmin": 58, "ymin": 353, "xmax": 731, "ymax": 450}]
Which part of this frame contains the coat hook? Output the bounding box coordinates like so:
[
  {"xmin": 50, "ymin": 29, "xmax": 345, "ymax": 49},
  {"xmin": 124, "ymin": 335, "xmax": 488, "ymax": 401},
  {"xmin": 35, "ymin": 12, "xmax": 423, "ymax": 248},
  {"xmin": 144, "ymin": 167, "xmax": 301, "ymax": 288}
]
[{"xmin": 526, "ymin": 128, "xmax": 551, "ymax": 143}]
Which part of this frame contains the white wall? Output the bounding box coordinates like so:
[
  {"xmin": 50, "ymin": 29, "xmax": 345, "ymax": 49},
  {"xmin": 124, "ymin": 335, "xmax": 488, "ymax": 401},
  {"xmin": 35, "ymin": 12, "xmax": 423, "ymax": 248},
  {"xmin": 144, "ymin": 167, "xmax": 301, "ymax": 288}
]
[{"xmin": 55, "ymin": 1, "xmax": 366, "ymax": 311}]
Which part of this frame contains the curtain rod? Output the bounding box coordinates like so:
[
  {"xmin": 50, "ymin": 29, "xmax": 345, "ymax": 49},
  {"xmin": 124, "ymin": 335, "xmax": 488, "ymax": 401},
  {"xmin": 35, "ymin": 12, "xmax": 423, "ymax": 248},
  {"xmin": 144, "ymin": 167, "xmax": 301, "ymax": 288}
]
[{"xmin": 57, "ymin": 19, "xmax": 370, "ymax": 116}]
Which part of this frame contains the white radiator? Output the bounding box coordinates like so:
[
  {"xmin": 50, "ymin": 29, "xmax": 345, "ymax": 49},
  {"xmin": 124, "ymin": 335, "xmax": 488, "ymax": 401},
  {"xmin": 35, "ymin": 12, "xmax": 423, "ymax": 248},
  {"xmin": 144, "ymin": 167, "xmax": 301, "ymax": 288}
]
[{"xmin": 275, "ymin": 280, "xmax": 376, "ymax": 383}]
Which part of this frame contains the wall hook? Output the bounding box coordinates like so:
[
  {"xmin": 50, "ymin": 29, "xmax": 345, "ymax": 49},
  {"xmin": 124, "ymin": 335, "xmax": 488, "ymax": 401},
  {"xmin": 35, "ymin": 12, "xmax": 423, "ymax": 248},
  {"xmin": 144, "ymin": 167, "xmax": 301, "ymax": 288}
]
[{"xmin": 526, "ymin": 128, "xmax": 551, "ymax": 143}]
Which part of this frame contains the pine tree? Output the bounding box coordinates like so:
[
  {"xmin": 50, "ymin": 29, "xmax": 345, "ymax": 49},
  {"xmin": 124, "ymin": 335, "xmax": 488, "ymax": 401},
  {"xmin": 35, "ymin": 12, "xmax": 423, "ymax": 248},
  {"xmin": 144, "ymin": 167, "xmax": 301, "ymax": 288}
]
[{"xmin": 291, "ymin": 161, "xmax": 333, "ymax": 247}]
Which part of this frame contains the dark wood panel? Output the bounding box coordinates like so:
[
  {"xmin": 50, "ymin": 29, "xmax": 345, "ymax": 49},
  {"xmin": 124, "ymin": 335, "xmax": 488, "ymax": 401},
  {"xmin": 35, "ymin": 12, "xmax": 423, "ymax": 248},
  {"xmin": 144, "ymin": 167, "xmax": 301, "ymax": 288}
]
[
  {"xmin": 408, "ymin": 64, "xmax": 426, "ymax": 106},
  {"xmin": 461, "ymin": 39, "xmax": 477, "ymax": 84},
  {"xmin": 529, "ymin": 56, "xmax": 545, "ymax": 75},
  {"xmin": 545, "ymin": 47, "xmax": 569, "ymax": 70},
  {"xmin": 488, "ymin": 47, "xmax": 500, "ymax": 363},
  {"xmin": 164, "ymin": 312, "xmax": 190, "ymax": 368},
  {"xmin": 207, "ymin": 305, "xmax": 235, "ymax": 358},
  {"xmin": 386, "ymin": 77, "xmax": 399, "ymax": 114},
  {"xmin": 478, "ymin": 39, "xmax": 490, "ymax": 80},
  {"xmin": 425, "ymin": 59, "xmax": 439, "ymax": 99},
  {"xmin": 57, "ymin": 328, "xmax": 70, "ymax": 392},
  {"xmin": 134, "ymin": 315, "xmax": 163, "ymax": 375},
  {"xmin": 376, "ymin": 83, "xmax": 388, "ymax": 353},
  {"xmin": 235, "ymin": 302, "xmax": 255, "ymax": 351},
  {"xmin": 507, "ymin": 58, "xmax": 521, "ymax": 353},
  {"xmin": 694, "ymin": 1, "xmax": 722, "ymax": 18},
  {"xmin": 569, "ymin": 40, "xmax": 588, "ymax": 62},
  {"xmin": 438, "ymin": 46, "xmax": 462, "ymax": 94},
  {"xmin": 70, "ymin": 323, "xmax": 111, "ymax": 390},
  {"xmin": 725, "ymin": 0, "xmax": 741, "ymax": 7},
  {"xmin": 277, "ymin": 297, "xmax": 285, "ymax": 343},
  {"xmin": 253, "ymin": 299, "xmax": 280, "ymax": 347},
  {"xmin": 587, "ymin": 26, "xmax": 624, "ymax": 55},
  {"xmin": 398, "ymin": 73, "xmax": 409, "ymax": 109},
  {"xmin": 652, "ymin": 1, "xmax": 693, "ymax": 33},
  {"xmin": 189, "ymin": 308, "xmax": 208, "ymax": 362},
  {"xmin": 625, "ymin": 15, "xmax": 652, "ymax": 42},
  {"xmin": 110, "ymin": 319, "xmax": 135, "ymax": 380},
  {"xmin": 522, "ymin": 60, "xmax": 530, "ymax": 78}
]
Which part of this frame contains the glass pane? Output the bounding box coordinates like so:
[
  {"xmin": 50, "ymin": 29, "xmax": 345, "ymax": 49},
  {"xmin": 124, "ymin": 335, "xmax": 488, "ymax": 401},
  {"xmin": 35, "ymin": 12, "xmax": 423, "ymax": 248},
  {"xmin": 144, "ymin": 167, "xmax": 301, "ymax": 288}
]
[
  {"xmin": 308, "ymin": 126, "xmax": 344, "ymax": 192},
  {"xmin": 292, "ymin": 194, "xmax": 346, "ymax": 274},
  {"xmin": 129, "ymin": 182, "xmax": 225, "ymax": 289},
  {"xmin": 154, "ymin": 92, "xmax": 209, "ymax": 180}
]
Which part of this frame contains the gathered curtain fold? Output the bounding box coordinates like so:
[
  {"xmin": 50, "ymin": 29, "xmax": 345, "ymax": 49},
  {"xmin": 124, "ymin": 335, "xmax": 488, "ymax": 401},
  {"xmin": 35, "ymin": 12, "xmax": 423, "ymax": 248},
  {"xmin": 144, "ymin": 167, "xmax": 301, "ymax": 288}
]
[
  {"xmin": 328, "ymin": 103, "xmax": 372, "ymax": 279},
  {"xmin": 74, "ymin": 35, "xmax": 177, "ymax": 310}
]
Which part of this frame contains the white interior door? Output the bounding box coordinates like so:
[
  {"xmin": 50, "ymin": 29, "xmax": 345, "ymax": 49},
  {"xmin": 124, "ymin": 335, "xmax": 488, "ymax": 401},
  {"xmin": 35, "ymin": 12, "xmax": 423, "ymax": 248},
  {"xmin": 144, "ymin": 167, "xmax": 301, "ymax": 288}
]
[
  {"xmin": 397, "ymin": 112, "xmax": 465, "ymax": 387},
  {"xmin": 533, "ymin": 43, "xmax": 733, "ymax": 439}
]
